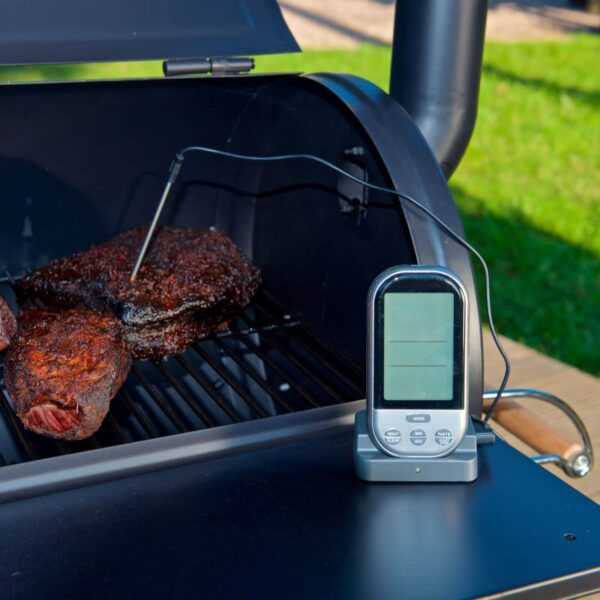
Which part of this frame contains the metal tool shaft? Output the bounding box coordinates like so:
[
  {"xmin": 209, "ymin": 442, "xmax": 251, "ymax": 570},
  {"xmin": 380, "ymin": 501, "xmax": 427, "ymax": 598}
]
[{"xmin": 130, "ymin": 155, "xmax": 184, "ymax": 281}]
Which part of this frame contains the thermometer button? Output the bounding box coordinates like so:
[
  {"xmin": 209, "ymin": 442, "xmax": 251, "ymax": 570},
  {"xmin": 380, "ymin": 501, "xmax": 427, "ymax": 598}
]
[
  {"xmin": 384, "ymin": 429, "xmax": 402, "ymax": 445},
  {"xmin": 409, "ymin": 429, "xmax": 427, "ymax": 446},
  {"xmin": 407, "ymin": 414, "xmax": 431, "ymax": 423},
  {"xmin": 435, "ymin": 429, "xmax": 453, "ymax": 446}
]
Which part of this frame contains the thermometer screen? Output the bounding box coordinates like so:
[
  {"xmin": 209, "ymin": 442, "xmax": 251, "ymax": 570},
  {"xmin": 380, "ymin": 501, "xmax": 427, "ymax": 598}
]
[{"xmin": 383, "ymin": 293, "xmax": 454, "ymax": 401}]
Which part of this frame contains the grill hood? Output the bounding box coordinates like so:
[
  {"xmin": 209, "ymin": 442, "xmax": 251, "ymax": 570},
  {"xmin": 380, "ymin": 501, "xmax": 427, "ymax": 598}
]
[{"xmin": 0, "ymin": 0, "xmax": 299, "ymax": 66}]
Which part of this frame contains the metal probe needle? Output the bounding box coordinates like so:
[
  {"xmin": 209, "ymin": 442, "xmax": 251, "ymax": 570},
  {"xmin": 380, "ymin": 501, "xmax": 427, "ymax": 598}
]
[{"xmin": 130, "ymin": 155, "xmax": 184, "ymax": 281}]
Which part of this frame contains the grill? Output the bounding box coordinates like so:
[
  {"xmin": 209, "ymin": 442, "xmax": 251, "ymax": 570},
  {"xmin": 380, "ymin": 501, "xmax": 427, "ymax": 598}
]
[
  {"xmin": 0, "ymin": 71, "xmax": 483, "ymax": 499},
  {"xmin": 3, "ymin": 5, "xmax": 600, "ymax": 600},
  {"xmin": 0, "ymin": 274, "xmax": 365, "ymax": 468},
  {"xmin": 0, "ymin": 0, "xmax": 485, "ymax": 501}
]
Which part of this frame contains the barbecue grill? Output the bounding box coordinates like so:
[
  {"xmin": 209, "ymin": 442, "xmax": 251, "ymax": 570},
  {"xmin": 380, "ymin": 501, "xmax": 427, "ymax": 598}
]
[
  {"xmin": 0, "ymin": 1, "xmax": 599, "ymax": 598},
  {"xmin": 0, "ymin": 0, "xmax": 486, "ymax": 496}
]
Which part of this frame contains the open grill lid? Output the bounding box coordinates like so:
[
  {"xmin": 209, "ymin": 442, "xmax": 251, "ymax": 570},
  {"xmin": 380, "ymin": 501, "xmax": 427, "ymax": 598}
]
[{"xmin": 0, "ymin": 0, "xmax": 299, "ymax": 66}]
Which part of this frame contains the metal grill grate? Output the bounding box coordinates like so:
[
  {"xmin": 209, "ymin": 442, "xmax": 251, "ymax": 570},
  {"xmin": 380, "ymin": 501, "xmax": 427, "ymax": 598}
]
[{"xmin": 0, "ymin": 276, "xmax": 365, "ymax": 468}]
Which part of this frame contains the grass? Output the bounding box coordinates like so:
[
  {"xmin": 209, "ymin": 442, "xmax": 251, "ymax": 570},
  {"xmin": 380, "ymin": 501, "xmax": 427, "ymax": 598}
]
[
  {"xmin": 1, "ymin": 35, "xmax": 598, "ymax": 374},
  {"xmin": 453, "ymin": 36, "xmax": 600, "ymax": 376}
]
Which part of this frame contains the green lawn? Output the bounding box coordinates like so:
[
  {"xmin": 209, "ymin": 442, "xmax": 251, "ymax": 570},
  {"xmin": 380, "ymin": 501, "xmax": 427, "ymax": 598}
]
[{"xmin": 1, "ymin": 35, "xmax": 598, "ymax": 374}]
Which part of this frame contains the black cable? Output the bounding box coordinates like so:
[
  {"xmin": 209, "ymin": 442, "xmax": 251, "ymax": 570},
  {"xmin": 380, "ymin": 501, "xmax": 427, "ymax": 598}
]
[{"xmin": 174, "ymin": 146, "xmax": 511, "ymax": 420}]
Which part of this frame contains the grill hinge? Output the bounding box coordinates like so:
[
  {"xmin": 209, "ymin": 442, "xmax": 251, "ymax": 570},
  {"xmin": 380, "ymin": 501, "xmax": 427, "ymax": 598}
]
[{"xmin": 163, "ymin": 57, "xmax": 255, "ymax": 77}]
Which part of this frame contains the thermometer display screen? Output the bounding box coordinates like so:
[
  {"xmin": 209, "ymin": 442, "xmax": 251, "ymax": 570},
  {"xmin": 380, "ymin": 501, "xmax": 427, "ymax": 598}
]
[{"xmin": 383, "ymin": 293, "xmax": 454, "ymax": 401}]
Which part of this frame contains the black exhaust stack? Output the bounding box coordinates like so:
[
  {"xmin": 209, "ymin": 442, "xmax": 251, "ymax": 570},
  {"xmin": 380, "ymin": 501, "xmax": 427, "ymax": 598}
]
[{"xmin": 390, "ymin": 0, "xmax": 488, "ymax": 178}]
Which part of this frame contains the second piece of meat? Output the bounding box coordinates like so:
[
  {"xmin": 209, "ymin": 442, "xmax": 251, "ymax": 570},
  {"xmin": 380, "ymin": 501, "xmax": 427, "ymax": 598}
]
[{"xmin": 3, "ymin": 310, "xmax": 130, "ymax": 440}]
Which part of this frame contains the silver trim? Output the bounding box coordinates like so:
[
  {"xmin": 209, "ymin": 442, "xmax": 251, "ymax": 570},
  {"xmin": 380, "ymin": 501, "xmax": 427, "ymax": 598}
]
[
  {"xmin": 367, "ymin": 265, "xmax": 469, "ymax": 458},
  {"xmin": 0, "ymin": 400, "xmax": 364, "ymax": 504},
  {"xmin": 479, "ymin": 565, "xmax": 600, "ymax": 599}
]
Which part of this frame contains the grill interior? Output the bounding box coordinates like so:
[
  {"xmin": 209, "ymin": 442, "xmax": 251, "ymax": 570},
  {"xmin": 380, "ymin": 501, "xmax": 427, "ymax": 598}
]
[{"xmin": 0, "ymin": 274, "xmax": 365, "ymax": 468}]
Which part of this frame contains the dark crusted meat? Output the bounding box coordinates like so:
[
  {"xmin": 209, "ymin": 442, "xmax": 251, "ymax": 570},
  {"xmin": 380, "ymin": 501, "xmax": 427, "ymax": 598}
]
[
  {"xmin": 17, "ymin": 227, "xmax": 261, "ymax": 359},
  {"xmin": 0, "ymin": 297, "xmax": 17, "ymax": 351},
  {"xmin": 3, "ymin": 310, "xmax": 130, "ymax": 440}
]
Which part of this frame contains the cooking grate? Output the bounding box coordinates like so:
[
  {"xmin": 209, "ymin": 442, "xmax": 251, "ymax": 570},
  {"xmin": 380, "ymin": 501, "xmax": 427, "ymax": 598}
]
[{"xmin": 0, "ymin": 275, "xmax": 365, "ymax": 468}]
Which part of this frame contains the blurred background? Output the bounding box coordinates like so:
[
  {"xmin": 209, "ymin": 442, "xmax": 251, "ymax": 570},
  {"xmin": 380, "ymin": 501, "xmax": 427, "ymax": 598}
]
[{"xmin": 1, "ymin": 0, "xmax": 598, "ymax": 377}]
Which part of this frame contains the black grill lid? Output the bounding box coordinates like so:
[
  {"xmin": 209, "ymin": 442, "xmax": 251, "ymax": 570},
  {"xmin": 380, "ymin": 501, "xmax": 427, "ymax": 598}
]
[{"xmin": 0, "ymin": 0, "xmax": 299, "ymax": 66}]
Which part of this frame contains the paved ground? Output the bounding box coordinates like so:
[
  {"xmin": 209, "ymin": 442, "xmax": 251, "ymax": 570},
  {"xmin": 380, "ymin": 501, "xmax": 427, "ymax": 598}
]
[{"xmin": 280, "ymin": 0, "xmax": 600, "ymax": 48}]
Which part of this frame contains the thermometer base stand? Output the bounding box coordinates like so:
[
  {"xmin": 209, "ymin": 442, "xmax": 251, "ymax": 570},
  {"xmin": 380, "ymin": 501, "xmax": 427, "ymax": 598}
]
[{"xmin": 354, "ymin": 410, "xmax": 478, "ymax": 482}]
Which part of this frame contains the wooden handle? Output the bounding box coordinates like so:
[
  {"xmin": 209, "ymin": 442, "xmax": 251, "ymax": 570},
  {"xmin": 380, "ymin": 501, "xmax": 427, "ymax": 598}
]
[{"xmin": 483, "ymin": 398, "xmax": 584, "ymax": 463}]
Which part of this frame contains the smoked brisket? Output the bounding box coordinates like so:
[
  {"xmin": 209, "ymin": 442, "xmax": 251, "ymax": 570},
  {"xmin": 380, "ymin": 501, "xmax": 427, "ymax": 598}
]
[
  {"xmin": 3, "ymin": 310, "xmax": 130, "ymax": 440},
  {"xmin": 17, "ymin": 227, "xmax": 261, "ymax": 359}
]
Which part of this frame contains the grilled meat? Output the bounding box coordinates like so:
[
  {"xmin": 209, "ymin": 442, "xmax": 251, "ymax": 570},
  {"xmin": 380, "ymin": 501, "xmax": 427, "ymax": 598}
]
[
  {"xmin": 3, "ymin": 310, "xmax": 130, "ymax": 440},
  {"xmin": 17, "ymin": 227, "xmax": 261, "ymax": 359},
  {"xmin": 0, "ymin": 297, "xmax": 17, "ymax": 351}
]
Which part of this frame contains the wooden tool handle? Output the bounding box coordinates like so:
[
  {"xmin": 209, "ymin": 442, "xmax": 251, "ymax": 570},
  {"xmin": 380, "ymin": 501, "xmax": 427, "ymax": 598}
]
[{"xmin": 483, "ymin": 397, "xmax": 584, "ymax": 463}]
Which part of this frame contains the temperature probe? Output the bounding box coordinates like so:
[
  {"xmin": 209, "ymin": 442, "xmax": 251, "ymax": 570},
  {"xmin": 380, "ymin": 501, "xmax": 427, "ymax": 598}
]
[
  {"xmin": 135, "ymin": 146, "xmax": 510, "ymax": 428},
  {"xmin": 133, "ymin": 147, "xmax": 496, "ymax": 481},
  {"xmin": 367, "ymin": 265, "xmax": 469, "ymax": 458}
]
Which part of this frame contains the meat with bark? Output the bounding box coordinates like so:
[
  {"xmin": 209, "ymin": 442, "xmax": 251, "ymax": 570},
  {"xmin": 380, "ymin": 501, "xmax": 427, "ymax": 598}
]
[
  {"xmin": 0, "ymin": 297, "xmax": 17, "ymax": 351},
  {"xmin": 3, "ymin": 310, "xmax": 130, "ymax": 440},
  {"xmin": 17, "ymin": 227, "xmax": 261, "ymax": 359}
]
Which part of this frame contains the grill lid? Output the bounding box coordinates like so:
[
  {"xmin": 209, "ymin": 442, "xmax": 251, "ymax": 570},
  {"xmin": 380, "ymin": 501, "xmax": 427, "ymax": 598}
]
[{"xmin": 0, "ymin": 0, "xmax": 299, "ymax": 66}]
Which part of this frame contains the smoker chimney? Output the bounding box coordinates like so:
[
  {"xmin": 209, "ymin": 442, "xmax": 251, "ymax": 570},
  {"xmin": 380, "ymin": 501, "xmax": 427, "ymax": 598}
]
[{"xmin": 390, "ymin": 0, "xmax": 488, "ymax": 178}]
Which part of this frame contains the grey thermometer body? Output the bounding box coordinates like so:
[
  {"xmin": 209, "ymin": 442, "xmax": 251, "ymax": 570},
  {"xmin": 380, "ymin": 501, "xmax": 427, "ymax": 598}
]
[{"xmin": 367, "ymin": 266, "xmax": 469, "ymax": 459}]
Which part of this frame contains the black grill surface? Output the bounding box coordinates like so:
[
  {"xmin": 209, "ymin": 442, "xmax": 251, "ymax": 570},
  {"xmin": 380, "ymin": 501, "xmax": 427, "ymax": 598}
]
[{"xmin": 0, "ymin": 275, "xmax": 365, "ymax": 468}]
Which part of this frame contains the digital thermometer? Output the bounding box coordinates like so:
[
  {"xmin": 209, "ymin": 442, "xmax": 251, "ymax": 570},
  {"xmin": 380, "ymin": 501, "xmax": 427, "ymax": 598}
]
[{"xmin": 367, "ymin": 266, "xmax": 469, "ymax": 458}]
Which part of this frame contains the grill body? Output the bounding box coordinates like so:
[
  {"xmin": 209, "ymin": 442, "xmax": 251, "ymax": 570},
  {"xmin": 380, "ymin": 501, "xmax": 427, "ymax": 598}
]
[{"xmin": 0, "ymin": 72, "xmax": 482, "ymax": 497}]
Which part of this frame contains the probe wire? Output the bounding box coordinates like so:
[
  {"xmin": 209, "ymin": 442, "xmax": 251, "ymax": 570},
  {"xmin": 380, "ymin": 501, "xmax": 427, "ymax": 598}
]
[{"xmin": 134, "ymin": 146, "xmax": 510, "ymax": 421}]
